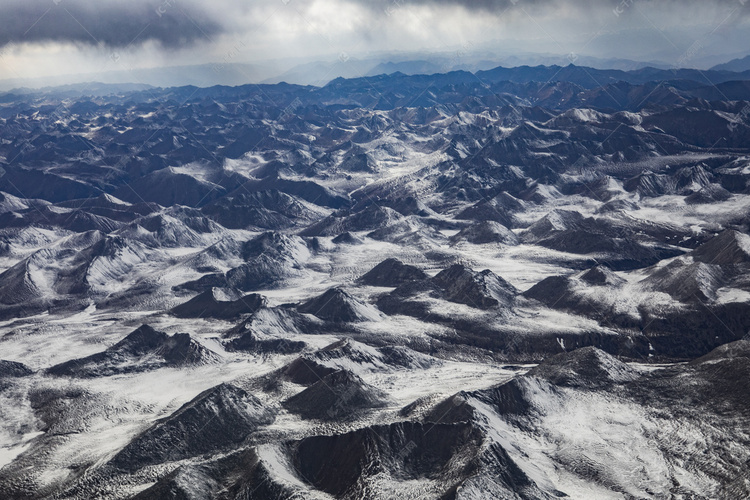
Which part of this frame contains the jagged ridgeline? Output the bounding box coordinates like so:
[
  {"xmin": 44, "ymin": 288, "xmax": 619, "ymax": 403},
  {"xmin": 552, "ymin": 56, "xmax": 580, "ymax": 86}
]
[{"xmin": 0, "ymin": 63, "xmax": 750, "ymax": 499}]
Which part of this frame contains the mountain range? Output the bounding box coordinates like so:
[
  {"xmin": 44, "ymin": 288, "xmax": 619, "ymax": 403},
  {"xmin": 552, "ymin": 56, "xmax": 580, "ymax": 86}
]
[{"xmin": 0, "ymin": 62, "xmax": 749, "ymax": 499}]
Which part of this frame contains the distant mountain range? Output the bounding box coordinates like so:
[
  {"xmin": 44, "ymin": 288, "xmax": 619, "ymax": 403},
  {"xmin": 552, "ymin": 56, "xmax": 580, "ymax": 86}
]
[
  {"xmin": 4, "ymin": 62, "xmax": 750, "ymax": 99},
  {"xmin": 3, "ymin": 48, "xmax": 748, "ymax": 91},
  {"xmin": 711, "ymin": 55, "xmax": 750, "ymax": 73}
]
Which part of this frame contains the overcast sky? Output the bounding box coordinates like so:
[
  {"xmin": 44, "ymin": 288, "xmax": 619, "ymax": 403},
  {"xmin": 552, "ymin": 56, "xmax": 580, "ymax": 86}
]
[{"xmin": 0, "ymin": 0, "xmax": 748, "ymax": 84}]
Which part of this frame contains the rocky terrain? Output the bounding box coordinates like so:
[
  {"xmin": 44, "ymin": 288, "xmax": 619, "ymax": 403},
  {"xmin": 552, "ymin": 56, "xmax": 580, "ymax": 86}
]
[{"xmin": 0, "ymin": 63, "xmax": 749, "ymax": 498}]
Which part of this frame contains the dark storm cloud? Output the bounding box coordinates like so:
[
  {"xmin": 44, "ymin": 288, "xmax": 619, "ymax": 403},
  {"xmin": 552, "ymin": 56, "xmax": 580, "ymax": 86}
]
[
  {"xmin": 359, "ymin": 0, "xmax": 748, "ymax": 16},
  {"xmin": 0, "ymin": 0, "xmax": 746, "ymax": 55},
  {"xmin": 370, "ymin": 0, "xmax": 743, "ymax": 8},
  {"xmin": 0, "ymin": 0, "xmax": 222, "ymax": 48}
]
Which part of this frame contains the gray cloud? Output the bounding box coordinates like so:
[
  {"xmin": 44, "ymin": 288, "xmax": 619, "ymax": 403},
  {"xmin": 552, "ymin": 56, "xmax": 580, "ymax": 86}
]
[
  {"xmin": 1, "ymin": 0, "xmax": 746, "ymax": 50},
  {"xmin": 0, "ymin": 0, "xmax": 223, "ymax": 48},
  {"xmin": 0, "ymin": 0, "xmax": 747, "ymax": 82},
  {"xmin": 341, "ymin": 0, "xmax": 750, "ymax": 25},
  {"xmin": 364, "ymin": 0, "xmax": 745, "ymax": 10}
]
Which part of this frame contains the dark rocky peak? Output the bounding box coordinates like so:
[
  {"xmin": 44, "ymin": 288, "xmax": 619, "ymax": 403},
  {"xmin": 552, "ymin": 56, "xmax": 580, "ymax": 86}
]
[
  {"xmin": 117, "ymin": 212, "xmax": 211, "ymax": 248},
  {"xmin": 134, "ymin": 213, "xmax": 181, "ymax": 234},
  {"xmin": 450, "ymin": 220, "xmax": 520, "ymax": 245},
  {"xmin": 55, "ymin": 193, "xmax": 132, "ymax": 211},
  {"xmin": 365, "ymin": 216, "xmax": 445, "ymax": 246},
  {"xmin": 377, "ymin": 263, "xmax": 518, "ymax": 316},
  {"xmin": 674, "ymin": 163, "xmax": 712, "ymax": 192},
  {"xmin": 579, "ymin": 265, "xmax": 626, "ymax": 286},
  {"xmin": 194, "ymin": 236, "xmax": 245, "ymax": 262},
  {"xmin": 155, "ymin": 333, "xmax": 217, "ymax": 365},
  {"xmin": 47, "ymin": 325, "xmax": 219, "ymax": 377},
  {"xmin": 379, "ymin": 196, "xmax": 434, "ymax": 217},
  {"xmin": 332, "ymin": 231, "xmax": 364, "ymax": 245},
  {"xmin": 113, "ymin": 167, "xmax": 227, "ymax": 207},
  {"xmin": 378, "ymin": 345, "xmax": 441, "ymax": 370},
  {"xmin": 131, "ymin": 448, "xmax": 296, "ymax": 500},
  {"xmin": 0, "ymin": 360, "xmax": 34, "ymax": 378},
  {"xmin": 624, "ymin": 170, "xmax": 676, "ymax": 197},
  {"xmin": 493, "ymin": 191, "xmax": 527, "ymax": 212},
  {"xmin": 297, "ymin": 288, "xmax": 381, "ymax": 322},
  {"xmin": 241, "ymin": 231, "xmax": 311, "ymax": 261},
  {"xmin": 692, "ymin": 229, "xmax": 750, "ymax": 265},
  {"xmin": 359, "ymin": 258, "xmax": 427, "ymax": 286},
  {"xmin": 522, "ymin": 212, "xmax": 686, "ymax": 270},
  {"xmin": 527, "ymin": 346, "xmax": 639, "ymax": 389},
  {"xmin": 221, "ymin": 252, "xmax": 305, "ymax": 291},
  {"xmin": 519, "ymin": 182, "xmax": 563, "ymax": 205},
  {"xmin": 94, "ymin": 234, "xmax": 129, "ymax": 255},
  {"xmin": 223, "ymin": 305, "xmax": 323, "ymax": 338},
  {"xmin": 685, "ymin": 183, "xmax": 732, "ymax": 204},
  {"xmin": 339, "ymin": 151, "xmax": 375, "ymax": 172},
  {"xmin": 311, "ymin": 338, "xmax": 383, "ymax": 366},
  {"xmin": 455, "ymin": 440, "xmax": 552, "ymax": 499},
  {"xmin": 597, "ymin": 199, "xmax": 640, "ymax": 213},
  {"xmin": 523, "ymin": 275, "xmax": 572, "ymax": 305},
  {"xmin": 544, "ymin": 107, "xmax": 608, "ymax": 127},
  {"xmin": 56, "ymin": 229, "xmax": 105, "ymax": 250},
  {"xmin": 279, "ymin": 356, "xmax": 339, "ymax": 386},
  {"xmin": 324, "ymin": 338, "xmax": 439, "ymax": 373},
  {"xmin": 233, "ymin": 175, "xmax": 350, "ymax": 209},
  {"xmin": 426, "ymin": 376, "xmax": 539, "ymax": 425},
  {"xmin": 567, "ymin": 175, "xmax": 624, "ymax": 202},
  {"xmin": 0, "ymin": 204, "xmax": 122, "ymax": 233},
  {"xmin": 300, "ymin": 204, "xmax": 403, "ymax": 236},
  {"xmin": 224, "ymin": 189, "xmax": 299, "ymax": 210},
  {"xmin": 171, "ymin": 288, "xmax": 267, "ymax": 320},
  {"xmin": 361, "ymin": 112, "xmax": 389, "ymax": 131},
  {"xmin": 524, "ymin": 209, "xmax": 586, "ymax": 240},
  {"xmin": 293, "ymin": 420, "xmax": 484, "ymax": 498},
  {"xmin": 132, "ymin": 463, "xmax": 224, "ymax": 500},
  {"xmin": 162, "ymin": 205, "xmax": 226, "ymax": 234},
  {"xmin": 112, "ymin": 324, "xmax": 170, "ymax": 356},
  {"xmin": 109, "ymin": 383, "xmax": 275, "ymax": 471},
  {"xmin": 692, "ymin": 339, "xmax": 750, "ymax": 365},
  {"xmin": 282, "ymin": 369, "xmax": 389, "ymax": 420},
  {"xmin": 174, "ymin": 232, "xmax": 315, "ymax": 294},
  {"xmin": 640, "ymin": 260, "xmax": 726, "ymax": 303},
  {"xmin": 473, "ymin": 379, "xmax": 538, "ymax": 416},
  {"xmin": 225, "ymin": 328, "xmax": 306, "ymax": 355},
  {"xmin": 455, "ymin": 198, "xmax": 517, "ymax": 227},
  {"xmin": 423, "ymin": 391, "xmax": 477, "ymax": 424},
  {"xmin": 641, "ymin": 340, "xmax": 750, "ymax": 416},
  {"xmin": 433, "ymin": 264, "xmax": 518, "ymax": 309},
  {"xmin": 201, "ymin": 189, "xmax": 324, "ymax": 230}
]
